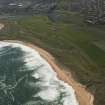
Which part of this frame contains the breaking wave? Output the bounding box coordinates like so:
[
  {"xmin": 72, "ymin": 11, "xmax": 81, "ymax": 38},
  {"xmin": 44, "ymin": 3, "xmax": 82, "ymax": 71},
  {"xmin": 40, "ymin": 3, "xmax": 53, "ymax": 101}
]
[{"xmin": 0, "ymin": 41, "xmax": 79, "ymax": 105}]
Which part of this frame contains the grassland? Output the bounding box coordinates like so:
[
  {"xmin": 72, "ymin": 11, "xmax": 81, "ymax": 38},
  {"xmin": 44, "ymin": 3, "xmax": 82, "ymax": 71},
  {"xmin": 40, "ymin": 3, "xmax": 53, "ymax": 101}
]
[{"xmin": 0, "ymin": 13, "xmax": 105, "ymax": 105}]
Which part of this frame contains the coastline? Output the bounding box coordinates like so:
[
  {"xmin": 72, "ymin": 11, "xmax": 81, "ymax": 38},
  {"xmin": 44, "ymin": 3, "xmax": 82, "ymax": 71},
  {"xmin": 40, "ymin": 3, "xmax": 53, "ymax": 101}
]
[{"xmin": 3, "ymin": 40, "xmax": 94, "ymax": 105}]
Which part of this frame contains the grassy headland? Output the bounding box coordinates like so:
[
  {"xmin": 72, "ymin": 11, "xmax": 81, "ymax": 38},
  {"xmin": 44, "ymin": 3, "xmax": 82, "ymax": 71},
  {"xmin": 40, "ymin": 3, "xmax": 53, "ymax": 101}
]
[{"xmin": 0, "ymin": 13, "xmax": 105, "ymax": 105}]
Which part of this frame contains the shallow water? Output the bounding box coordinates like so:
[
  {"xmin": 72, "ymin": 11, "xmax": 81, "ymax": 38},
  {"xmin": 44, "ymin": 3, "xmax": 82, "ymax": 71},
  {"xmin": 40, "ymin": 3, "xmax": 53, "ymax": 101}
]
[{"xmin": 0, "ymin": 41, "xmax": 79, "ymax": 105}]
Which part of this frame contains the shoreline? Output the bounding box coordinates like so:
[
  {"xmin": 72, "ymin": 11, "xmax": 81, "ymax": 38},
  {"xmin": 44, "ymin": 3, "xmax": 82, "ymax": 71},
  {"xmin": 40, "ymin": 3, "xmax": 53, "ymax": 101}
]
[{"xmin": 3, "ymin": 40, "xmax": 94, "ymax": 105}]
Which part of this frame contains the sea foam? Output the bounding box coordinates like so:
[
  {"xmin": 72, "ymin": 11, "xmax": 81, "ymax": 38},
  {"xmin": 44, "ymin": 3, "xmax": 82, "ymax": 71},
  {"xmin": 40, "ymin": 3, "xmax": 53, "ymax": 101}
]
[{"xmin": 0, "ymin": 41, "xmax": 79, "ymax": 105}]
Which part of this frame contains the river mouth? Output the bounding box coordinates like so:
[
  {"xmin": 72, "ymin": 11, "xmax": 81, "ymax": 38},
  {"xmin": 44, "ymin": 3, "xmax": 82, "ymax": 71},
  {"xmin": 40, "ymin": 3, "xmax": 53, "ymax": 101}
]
[{"xmin": 0, "ymin": 41, "xmax": 79, "ymax": 105}]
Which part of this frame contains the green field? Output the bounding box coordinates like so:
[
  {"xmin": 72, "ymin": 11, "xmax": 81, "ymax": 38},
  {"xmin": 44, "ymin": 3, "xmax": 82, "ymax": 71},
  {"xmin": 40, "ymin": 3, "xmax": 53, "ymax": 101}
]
[{"xmin": 0, "ymin": 14, "xmax": 105, "ymax": 105}]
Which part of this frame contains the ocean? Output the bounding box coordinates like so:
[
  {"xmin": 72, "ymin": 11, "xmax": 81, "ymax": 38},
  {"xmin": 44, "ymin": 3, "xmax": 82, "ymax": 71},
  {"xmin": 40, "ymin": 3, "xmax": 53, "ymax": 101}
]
[{"xmin": 0, "ymin": 41, "xmax": 79, "ymax": 105}]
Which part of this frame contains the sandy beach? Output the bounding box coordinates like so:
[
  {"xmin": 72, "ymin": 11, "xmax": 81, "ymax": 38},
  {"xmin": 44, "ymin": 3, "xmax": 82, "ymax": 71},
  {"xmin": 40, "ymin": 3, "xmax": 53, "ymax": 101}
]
[{"xmin": 3, "ymin": 40, "xmax": 94, "ymax": 105}]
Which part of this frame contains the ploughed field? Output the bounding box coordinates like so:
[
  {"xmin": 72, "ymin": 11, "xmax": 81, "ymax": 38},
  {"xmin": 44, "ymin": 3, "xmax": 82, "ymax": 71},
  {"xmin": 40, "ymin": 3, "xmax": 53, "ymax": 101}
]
[{"xmin": 0, "ymin": 14, "xmax": 105, "ymax": 105}]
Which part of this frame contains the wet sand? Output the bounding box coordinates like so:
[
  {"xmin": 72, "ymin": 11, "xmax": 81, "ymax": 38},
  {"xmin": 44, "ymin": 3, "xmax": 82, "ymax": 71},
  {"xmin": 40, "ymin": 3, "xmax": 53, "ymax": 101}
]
[{"xmin": 3, "ymin": 40, "xmax": 94, "ymax": 105}]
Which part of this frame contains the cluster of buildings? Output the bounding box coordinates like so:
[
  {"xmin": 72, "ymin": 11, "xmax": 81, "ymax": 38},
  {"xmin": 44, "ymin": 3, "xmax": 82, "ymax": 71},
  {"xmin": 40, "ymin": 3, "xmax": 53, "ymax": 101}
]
[{"xmin": 84, "ymin": 0, "xmax": 105, "ymax": 24}]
